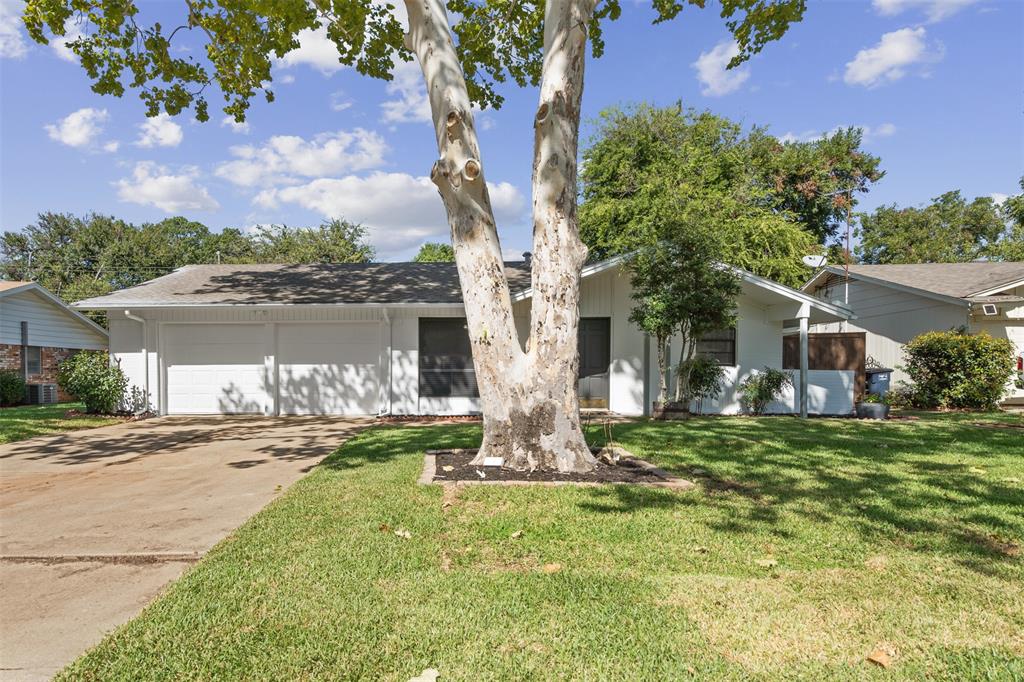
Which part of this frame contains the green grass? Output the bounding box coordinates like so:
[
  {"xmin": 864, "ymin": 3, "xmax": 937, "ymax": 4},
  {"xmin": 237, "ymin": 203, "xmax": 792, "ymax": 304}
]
[
  {"xmin": 60, "ymin": 412, "xmax": 1023, "ymax": 680},
  {"xmin": 0, "ymin": 402, "xmax": 120, "ymax": 444}
]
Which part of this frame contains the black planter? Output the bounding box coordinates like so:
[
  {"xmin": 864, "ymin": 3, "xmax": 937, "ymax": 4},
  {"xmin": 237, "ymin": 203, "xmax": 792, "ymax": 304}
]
[
  {"xmin": 652, "ymin": 402, "xmax": 691, "ymax": 420},
  {"xmin": 856, "ymin": 402, "xmax": 890, "ymax": 420}
]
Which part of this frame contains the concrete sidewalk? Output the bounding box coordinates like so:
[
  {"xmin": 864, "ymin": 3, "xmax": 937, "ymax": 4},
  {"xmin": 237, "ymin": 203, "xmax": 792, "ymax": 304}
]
[{"xmin": 0, "ymin": 416, "xmax": 367, "ymax": 681}]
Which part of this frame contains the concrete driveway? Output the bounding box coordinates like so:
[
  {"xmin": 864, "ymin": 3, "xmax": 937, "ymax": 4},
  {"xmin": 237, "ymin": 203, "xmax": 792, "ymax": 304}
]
[{"xmin": 0, "ymin": 416, "xmax": 368, "ymax": 681}]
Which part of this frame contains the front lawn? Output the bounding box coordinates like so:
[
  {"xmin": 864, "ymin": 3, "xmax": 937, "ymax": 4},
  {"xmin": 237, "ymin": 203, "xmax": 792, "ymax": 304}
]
[
  {"xmin": 0, "ymin": 402, "xmax": 120, "ymax": 444},
  {"xmin": 61, "ymin": 413, "xmax": 1023, "ymax": 680}
]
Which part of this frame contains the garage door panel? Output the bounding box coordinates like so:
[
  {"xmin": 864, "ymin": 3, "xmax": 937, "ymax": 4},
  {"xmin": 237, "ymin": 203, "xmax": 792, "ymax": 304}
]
[
  {"xmin": 165, "ymin": 324, "xmax": 267, "ymax": 415},
  {"xmin": 277, "ymin": 323, "xmax": 379, "ymax": 415}
]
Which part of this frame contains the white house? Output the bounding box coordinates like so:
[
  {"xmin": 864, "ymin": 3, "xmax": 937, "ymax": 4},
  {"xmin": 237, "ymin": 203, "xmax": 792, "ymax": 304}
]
[
  {"xmin": 72, "ymin": 257, "xmax": 854, "ymax": 417},
  {"xmin": 803, "ymin": 262, "xmax": 1024, "ymax": 403},
  {"xmin": 1, "ymin": 281, "xmax": 109, "ymax": 402}
]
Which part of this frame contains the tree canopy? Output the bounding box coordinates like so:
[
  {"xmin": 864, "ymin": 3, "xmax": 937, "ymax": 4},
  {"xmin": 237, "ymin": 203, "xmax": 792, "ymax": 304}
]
[
  {"xmin": 23, "ymin": 0, "xmax": 805, "ymax": 120},
  {"xmin": 1, "ymin": 214, "xmax": 374, "ymax": 307},
  {"xmin": 412, "ymin": 242, "xmax": 456, "ymax": 262},
  {"xmin": 855, "ymin": 190, "xmax": 1013, "ymax": 264},
  {"xmin": 579, "ymin": 104, "xmax": 879, "ymax": 287}
]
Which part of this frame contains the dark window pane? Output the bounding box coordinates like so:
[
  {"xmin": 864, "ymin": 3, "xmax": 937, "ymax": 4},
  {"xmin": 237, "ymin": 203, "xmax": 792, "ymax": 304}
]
[
  {"xmin": 696, "ymin": 327, "xmax": 736, "ymax": 366},
  {"xmin": 26, "ymin": 346, "xmax": 41, "ymax": 374},
  {"xmin": 419, "ymin": 319, "xmax": 478, "ymax": 398}
]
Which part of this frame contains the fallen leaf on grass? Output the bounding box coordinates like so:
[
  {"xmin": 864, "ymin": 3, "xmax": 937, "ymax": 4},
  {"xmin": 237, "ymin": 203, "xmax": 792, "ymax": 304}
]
[
  {"xmin": 511, "ymin": 530, "xmax": 524, "ymax": 539},
  {"xmin": 693, "ymin": 546, "xmax": 709, "ymax": 554},
  {"xmin": 866, "ymin": 644, "xmax": 897, "ymax": 669},
  {"xmin": 408, "ymin": 668, "xmax": 440, "ymax": 682},
  {"xmin": 379, "ymin": 523, "xmax": 391, "ymax": 533},
  {"xmin": 395, "ymin": 529, "xmax": 412, "ymax": 540},
  {"xmin": 542, "ymin": 563, "xmax": 562, "ymax": 574},
  {"xmin": 754, "ymin": 558, "xmax": 777, "ymax": 568}
]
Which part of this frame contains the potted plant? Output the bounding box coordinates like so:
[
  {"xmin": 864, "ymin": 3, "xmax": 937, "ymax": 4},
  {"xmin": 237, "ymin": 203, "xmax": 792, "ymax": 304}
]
[{"xmin": 856, "ymin": 392, "xmax": 890, "ymax": 420}]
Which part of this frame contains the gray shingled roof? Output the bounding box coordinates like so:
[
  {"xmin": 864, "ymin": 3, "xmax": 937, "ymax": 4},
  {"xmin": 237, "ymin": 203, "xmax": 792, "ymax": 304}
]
[
  {"xmin": 72, "ymin": 262, "xmax": 534, "ymax": 307},
  {"xmin": 840, "ymin": 262, "xmax": 1024, "ymax": 299}
]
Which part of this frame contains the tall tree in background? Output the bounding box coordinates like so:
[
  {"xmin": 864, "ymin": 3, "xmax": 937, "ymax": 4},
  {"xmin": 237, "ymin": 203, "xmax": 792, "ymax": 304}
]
[
  {"xmin": 22, "ymin": 0, "xmax": 806, "ymax": 472},
  {"xmin": 856, "ymin": 190, "xmax": 1006, "ymax": 264},
  {"xmin": 579, "ymin": 105, "xmax": 876, "ymax": 287},
  {"xmin": 412, "ymin": 242, "xmax": 456, "ymax": 262},
  {"xmin": 987, "ymin": 177, "xmax": 1024, "ymax": 262}
]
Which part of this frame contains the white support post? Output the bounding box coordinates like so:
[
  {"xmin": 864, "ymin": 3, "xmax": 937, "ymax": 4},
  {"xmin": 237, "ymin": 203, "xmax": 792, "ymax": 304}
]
[{"xmin": 798, "ymin": 302, "xmax": 810, "ymax": 419}]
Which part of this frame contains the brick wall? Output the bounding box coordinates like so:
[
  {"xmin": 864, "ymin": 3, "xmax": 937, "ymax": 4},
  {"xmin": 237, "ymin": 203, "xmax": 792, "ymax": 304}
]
[{"xmin": 0, "ymin": 343, "xmax": 91, "ymax": 403}]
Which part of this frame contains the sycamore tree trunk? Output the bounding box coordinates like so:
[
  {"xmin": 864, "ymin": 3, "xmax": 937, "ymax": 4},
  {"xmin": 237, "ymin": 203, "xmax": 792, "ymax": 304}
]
[{"xmin": 404, "ymin": 0, "xmax": 597, "ymax": 472}]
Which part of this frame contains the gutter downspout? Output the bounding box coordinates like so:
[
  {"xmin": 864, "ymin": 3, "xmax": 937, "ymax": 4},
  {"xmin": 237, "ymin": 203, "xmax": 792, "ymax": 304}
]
[
  {"xmin": 124, "ymin": 310, "xmax": 149, "ymax": 413},
  {"xmin": 380, "ymin": 308, "xmax": 393, "ymax": 416}
]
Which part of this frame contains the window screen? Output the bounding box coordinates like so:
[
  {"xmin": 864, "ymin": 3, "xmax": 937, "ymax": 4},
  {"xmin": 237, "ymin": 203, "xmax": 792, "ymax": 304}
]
[
  {"xmin": 26, "ymin": 346, "xmax": 41, "ymax": 375},
  {"xmin": 696, "ymin": 327, "xmax": 736, "ymax": 366},
  {"xmin": 419, "ymin": 319, "xmax": 479, "ymax": 398}
]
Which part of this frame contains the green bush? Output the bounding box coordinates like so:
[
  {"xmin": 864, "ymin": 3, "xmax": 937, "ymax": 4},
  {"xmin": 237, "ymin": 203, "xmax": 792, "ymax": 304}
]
[
  {"xmin": 0, "ymin": 369, "xmax": 26, "ymax": 406},
  {"xmin": 902, "ymin": 330, "xmax": 1015, "ymax": 410},
  {"xmin": 738, "ymin": 367, "xmax": 793, "ymax": 415},
  {"xmin": 682, "ymin": 355, "xmax": 727, "ymax": 414},
  {"xmin": 57, "ymin": 351, "xmax": 128, "ymax": 414}
]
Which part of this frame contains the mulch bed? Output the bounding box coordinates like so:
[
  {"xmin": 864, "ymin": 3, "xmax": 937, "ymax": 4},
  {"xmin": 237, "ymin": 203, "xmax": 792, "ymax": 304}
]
[{"xmin": 422, "ymin": 448, "xmax": 694, "ymax": 489}]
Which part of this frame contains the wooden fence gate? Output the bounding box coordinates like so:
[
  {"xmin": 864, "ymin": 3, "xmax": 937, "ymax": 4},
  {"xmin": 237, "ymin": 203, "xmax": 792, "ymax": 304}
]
[{"xmin": 783, "ymin": 332, "xmax": 866, "ymax": 400}]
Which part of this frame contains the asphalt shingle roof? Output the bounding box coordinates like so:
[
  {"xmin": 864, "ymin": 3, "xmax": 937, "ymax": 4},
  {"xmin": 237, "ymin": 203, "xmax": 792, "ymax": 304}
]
[
  {"xmin": 72, "ymin": 262, "xmax": 534, "ymax": 307},
  {"xmin": 841, "ymin": 262, "xmax": 1024, "ymax": 299}
]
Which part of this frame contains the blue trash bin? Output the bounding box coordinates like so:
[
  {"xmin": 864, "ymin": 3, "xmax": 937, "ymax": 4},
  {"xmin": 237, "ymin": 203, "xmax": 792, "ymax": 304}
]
[{"xmin": 865, "ymin": 368, "xmax": 893, "ymax": 396}]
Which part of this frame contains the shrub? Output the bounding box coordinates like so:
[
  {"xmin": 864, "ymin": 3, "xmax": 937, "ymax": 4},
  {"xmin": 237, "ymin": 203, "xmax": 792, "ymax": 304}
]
[
  {"xmin": 738, "ymin": 367, "xmax": 793, "ymax": 415},
  {"xmin": 902, "ymin": 330, "xmax": 1015, "ymax": 410},
  {"xmin": 57, "ymin": 351, "xmax": 128, "ymax": 414},
  {"xmin": 0, "ymin": 369, "xmax": 26, "ymax": 406},
  {"xmin": 681, "ymin": 355, "xmax": 727, "ymax": 414}
]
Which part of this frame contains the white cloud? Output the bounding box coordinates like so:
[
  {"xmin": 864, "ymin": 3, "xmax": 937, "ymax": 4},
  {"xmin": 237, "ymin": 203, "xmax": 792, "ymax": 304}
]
[
  {"xmin": 215, "ymin": 128, "xmax": 387, "ymax": 188},
  {"xmin": 380, "ymin": 60, "xmax": 431, "ymax": 123},
  {"xmin": 135, "ymin": 113, "xmax": 184, "ymax": 147},
  {"xmin": 872, "ymin": 0, "xmax": 979, "ymax": 22},
  {"xmin": 779, "ymin": 122, "xmax": 898, "ymax": 144},
  {"xmin": 115, "ymin": 162, "xmax": 219, "ymax": 212},
  {"xmin": 844, "ymin": 27, "xmax": 940, "ymax": 88},
  {"xmin": 256, "ymin": 171, "xmax": 526, "ymax": 252},
  {"xmin": 220, "ymin": 116, "xmax": 250, "ymax": 134},
  {"xmin": 990, "ymin": 193, "xmax": 1009, "ymax": 206},
  {"xmin": 692, "ymin": 40, "xmax": 750, "ymax": 97},
  {"xmin": 44, "ymin": 107, "xmax": 109, "ymax": 147},
  {"xmin": 274, "ymin": 27, "xmax": 343, "ymax": 75},
  {"xmin": 102, "ymin": 140, "xmax": 120, "ymax": 153},
  {"xmin": 51, "ymin": 18, "xmax": 84, "ymax": 61},
  {"xmin": 330, "ymin": 90, "xmax": 353, "ymax": 112},
  {"xmin": 0, "ymin": 0, "xmax": 27, "ymax": 59}
]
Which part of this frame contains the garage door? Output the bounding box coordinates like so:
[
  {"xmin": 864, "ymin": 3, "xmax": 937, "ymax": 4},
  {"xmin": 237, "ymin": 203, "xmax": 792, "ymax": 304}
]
[
  {"xmin": 277, "ymin": 323, "xmax": 380, "ymax": 415},
  {"xmin": 165, "ymin": 324, "xmax": 268, "ymax": 414}
]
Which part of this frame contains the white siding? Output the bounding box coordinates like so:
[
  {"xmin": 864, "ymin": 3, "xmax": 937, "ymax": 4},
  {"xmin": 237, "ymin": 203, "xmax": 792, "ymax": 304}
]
[
  {"xmin": 810, "ymin": 279, "xmax": 967, "ymax": 385},
  {"xmin": 0, "ymin": 290, "xmax": 106, "ymax": 349}
]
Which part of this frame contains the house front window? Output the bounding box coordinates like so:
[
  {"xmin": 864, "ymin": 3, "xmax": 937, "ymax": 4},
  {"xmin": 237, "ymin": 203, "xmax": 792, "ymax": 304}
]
[
  {"xmin": 419, "ymin": 318, "xmax": 479, "ymax": 398},
  {"xmin": 26, "ymin": 346, "xmax": 41, "ymax": 375},
  {"xmin": 696, "ymin": 327, "xmax": 736, "ymax": 366}
]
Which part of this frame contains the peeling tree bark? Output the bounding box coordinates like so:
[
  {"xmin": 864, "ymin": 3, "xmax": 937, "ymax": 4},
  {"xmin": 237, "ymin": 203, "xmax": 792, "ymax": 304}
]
[{"xmin": 403, "ymin": 0, "xmax": 597, "ymax": 472}]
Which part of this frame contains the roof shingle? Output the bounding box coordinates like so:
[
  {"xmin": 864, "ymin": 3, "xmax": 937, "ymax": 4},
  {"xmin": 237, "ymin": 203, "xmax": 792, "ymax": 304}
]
[{"xmin": 838, "ymin": 262, "xmax": 1024, "ymax": 299}]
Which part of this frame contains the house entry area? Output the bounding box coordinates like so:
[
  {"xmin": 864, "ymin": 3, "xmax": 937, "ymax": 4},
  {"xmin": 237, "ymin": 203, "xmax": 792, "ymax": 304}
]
[{"xmin": 578, "ymin": 317, "xmax": 611, "ymax": 408}]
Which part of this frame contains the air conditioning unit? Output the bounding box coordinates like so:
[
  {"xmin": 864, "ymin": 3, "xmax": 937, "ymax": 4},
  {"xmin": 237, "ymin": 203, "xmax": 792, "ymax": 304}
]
[
  {"xmin": 26, "ymin": 384, "xmax": 58, "ymax": 405},
  {"xmin": 981, "ymin": 303, "xmax": 999, "ymax": 316}
]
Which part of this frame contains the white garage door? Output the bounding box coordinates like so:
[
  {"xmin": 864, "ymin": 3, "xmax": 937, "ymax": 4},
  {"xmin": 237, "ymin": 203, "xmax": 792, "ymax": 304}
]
[
  {"xmin": 164, "ymin": 324, "xmax": 268, "ymax": 414},
  {"xmin": 277, "ymin": 323, "xmax": 380, "ymax": 415}
]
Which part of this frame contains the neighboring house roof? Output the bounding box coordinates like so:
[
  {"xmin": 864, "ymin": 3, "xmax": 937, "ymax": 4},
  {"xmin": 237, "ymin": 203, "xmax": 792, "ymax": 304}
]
[
  {"xmin": 0, "ymin": 280, "xmax": 109, "ymax": 339},
  {"xmin": 802, "ymin": 262, "xmax": 1024, "ymax": 304},
  {"xmin": 72, "ymin": 256, "xmax": 852, "ymax": 323}
]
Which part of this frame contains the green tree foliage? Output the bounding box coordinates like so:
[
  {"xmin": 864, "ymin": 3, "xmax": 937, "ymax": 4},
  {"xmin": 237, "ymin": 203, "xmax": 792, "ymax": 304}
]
[
  {"xmin": 987, "ymin": 176, "xmax": 1024, "ymax": 262},
  {"xmin": 21, "ymin": 1, "xmax": 804, "ymax": 120},
  {"xmin": 856, "ymin": 191, "xmax": 1006, "ymax": 264},
  {"xmin": 902, "ymin": 330, "xmax": 1015, "ymax": 410},
  {"xmin": 738, "ymin": 367, "xmax": 793, "ymax": 415},
  {"xmin": 579, "ymin": 105, "xmax": 878, "ymax": 287},
  {"xmin": 412, "ymin": 242, "xmax": 456, "ymax": 262},
  {"xmin": 627, "ymin": 207, "xmax": 740, "ymax": 408},
  {"xmin": 1, "ymin": 214, "xmax": 374, "ymax": 314}
]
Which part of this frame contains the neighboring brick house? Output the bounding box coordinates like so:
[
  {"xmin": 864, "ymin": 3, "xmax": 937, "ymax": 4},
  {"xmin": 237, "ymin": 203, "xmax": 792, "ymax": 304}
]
[{"xmin": 0, "ymin": 281, "xmax": 108, "ymax": 403}]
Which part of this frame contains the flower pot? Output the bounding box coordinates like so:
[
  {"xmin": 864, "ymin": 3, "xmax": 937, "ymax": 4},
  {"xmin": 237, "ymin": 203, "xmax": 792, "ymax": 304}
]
[
  {"xmin": 652, "ymin": 402, "xmax": 691, "ymax": 420},
  {"xmin": 856, "ymin": 402, "xmax": 890, "ymax": 420}
]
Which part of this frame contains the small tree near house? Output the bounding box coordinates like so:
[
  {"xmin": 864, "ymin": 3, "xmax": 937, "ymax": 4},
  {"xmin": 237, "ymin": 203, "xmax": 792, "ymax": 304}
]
[{"xmin": 23, "ymin": 0, "xmax": 805, "ymax": 472}]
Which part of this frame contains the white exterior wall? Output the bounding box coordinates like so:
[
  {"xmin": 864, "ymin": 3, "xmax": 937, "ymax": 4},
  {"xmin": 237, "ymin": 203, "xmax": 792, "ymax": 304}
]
[
  {"xmin": 810, "ymin": 279, "xmax": 967, "ymax": 385},
  {"xmin": 102, "ymin": 266, "xmax": 843, "ymax": 416},
  {"xmin": 1, "ymin": 290, "xmax": 106, "ymax": 349}
]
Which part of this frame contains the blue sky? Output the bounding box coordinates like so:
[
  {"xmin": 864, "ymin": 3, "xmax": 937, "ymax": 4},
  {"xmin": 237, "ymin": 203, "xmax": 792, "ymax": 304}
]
[{"xmin": 1, "ymin": 0, "xmax": 1022, "ymax": 261}]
